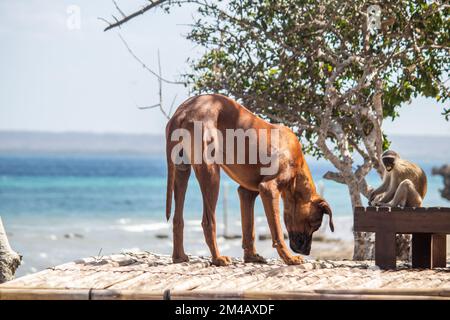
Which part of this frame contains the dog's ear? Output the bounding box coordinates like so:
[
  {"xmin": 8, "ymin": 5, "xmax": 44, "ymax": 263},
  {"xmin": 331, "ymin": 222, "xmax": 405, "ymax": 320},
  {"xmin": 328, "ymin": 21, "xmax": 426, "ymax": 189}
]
[{"xmin": 316, "ymin": 199, "xmax": 334, "ymax": 232}]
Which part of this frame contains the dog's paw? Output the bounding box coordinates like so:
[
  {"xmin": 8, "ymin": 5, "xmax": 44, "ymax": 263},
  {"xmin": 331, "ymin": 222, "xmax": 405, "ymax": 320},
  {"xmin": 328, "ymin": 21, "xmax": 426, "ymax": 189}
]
[
  {"xmin": 283, "ymin": 255, "xmax": 305, "ymax": 265},
  {"xmin": 172, "ymin": 254, "xmax": 189, "ymax": 263},
  {"xmin": 212, "ymin": 255, "xmax": 232, "ymax": 266},
  {"xmin": 244, "ymin": 253, "xmax": 267, "ymax": 264}
]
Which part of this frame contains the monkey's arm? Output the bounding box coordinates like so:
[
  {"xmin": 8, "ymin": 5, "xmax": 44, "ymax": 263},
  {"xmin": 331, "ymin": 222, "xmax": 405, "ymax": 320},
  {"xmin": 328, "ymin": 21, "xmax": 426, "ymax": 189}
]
[
  {"xmin": 369, "ymin": 175, "xmax": 391, "ymax": 203},
  {"xmin": 376, "ymin": 180, "xmax": 398, "ymax": 204}
]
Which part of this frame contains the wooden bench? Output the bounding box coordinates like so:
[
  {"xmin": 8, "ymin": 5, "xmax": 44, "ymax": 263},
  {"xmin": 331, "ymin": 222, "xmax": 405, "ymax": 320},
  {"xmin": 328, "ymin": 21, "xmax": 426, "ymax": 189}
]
[{"xmin": 354, "ymin": 207, "xmax": 450, "ymax": 269}]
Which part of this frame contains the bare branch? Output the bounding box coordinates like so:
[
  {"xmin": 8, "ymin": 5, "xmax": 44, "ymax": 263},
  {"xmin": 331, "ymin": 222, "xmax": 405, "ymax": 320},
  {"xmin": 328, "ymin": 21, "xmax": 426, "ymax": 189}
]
[
  {"xmin": 118, "ymin": 34, "xmax": 185, "ymax": 85},
  {"xmin": 168, "ymin": 94, "xmax": 178, "ymax": 117},
  {"xmin": 113, "ymin": 0, "xmax": 126, "ymax": 18},
  {"xmin": 138, "ymin": 103, "xmax": 160, "ymax": 110},
  {"xmin": 156, "ymin": 50, "xmax": 170, "ymax": 120},
  {"xmin": 103, "ymin": 0, "xmax": 169, "ymax": 32}
]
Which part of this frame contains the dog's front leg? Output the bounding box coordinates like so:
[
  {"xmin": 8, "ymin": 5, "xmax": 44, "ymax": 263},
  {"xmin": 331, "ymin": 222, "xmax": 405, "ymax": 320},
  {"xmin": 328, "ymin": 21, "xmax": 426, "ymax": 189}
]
[{"xmin": 259, "ymin": 180, "xmax": 304, "ymax": 265}]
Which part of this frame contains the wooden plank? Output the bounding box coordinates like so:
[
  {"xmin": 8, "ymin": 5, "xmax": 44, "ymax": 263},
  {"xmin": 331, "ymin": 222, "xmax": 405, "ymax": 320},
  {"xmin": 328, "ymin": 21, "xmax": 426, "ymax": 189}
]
[
  {"xmin": 0, "ymin": 288, "xmax": 90, "ymax": 300},
  {"xmin": 429, "ymin": 207, "xmax": 447, "ymax": 211},
  {"xmin": 354, "ymin": 211, "xmax": 450, "ymax": 233},
  {"xmin": 412, "ymin": 233, "xmax": 432, "ymax": 268},
  {"xmin": 90, "ymin": 289, "xmax": 164, "ymax": 300},
  {"xmin": 354, "ymin": 206, "xmax": 366, "ymax": 214},
  {"xmin": 170, "ymin": 290, "xmax": 450, "ymax": 300},
  {"xmin": 2, "ymin": 287, "xmax": 450, "ymax": 300},
  {"xmin": 431, "ymin": 234, "xmax": 447, "ymax": 268},
  {"xmin": 314, "ymin": 288, "xmax": 450, "ymax": 297},
  {"xmin": 375, "ymin": 231, "xmax": 396, "ymax": 269}
]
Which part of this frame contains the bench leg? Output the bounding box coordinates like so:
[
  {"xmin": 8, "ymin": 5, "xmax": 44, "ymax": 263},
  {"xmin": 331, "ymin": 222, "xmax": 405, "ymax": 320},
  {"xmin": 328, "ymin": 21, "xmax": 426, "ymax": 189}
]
[
  {"xmin": 412, "ymin": 233, "xmax": 431, "ymax": 268},
  {"xmin": 375, "ymin": 232, "xmax": 396, "ymax": 269},
  {"xmin": 431, "ymin": 234, "xmax": 447, "ymax": 268}
]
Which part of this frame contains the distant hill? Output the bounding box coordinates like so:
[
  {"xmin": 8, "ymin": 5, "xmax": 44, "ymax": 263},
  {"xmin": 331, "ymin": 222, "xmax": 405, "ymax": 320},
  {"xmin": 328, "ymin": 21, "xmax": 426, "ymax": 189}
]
[{"xmin": 0, "ymin": 131, "xmax": 448, "ymax": 162}]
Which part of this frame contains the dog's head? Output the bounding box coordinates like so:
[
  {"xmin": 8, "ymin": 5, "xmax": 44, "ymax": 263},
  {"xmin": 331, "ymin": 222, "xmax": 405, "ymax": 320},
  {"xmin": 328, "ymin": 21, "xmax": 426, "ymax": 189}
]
[{"xmin": 282, "ymin": 173, "xmax": 334, "ymax": 255}]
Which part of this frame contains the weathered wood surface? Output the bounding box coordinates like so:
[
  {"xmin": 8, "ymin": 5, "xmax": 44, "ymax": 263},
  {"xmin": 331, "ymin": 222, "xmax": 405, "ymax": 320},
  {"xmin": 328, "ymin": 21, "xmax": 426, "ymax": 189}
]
[
  {"xmin": 0, "ymin": 252, "xmax": 450, "ymax": 299},
  {"xmin": 354, "ymin": 206, "xmax": 449, "ymax": 270},
  {"xmin": 0, "ymin": 252, "xmax": 449, "ymax": 300},
  {"xmin": 354, "ymin": 206, "xmax": 450, "ymax": 233}
]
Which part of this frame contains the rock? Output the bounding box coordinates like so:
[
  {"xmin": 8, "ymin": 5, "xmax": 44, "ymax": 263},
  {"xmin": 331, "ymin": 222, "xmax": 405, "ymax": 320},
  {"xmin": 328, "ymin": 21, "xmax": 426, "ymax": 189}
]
[
  {"xmin": 432, "ymin": 164, "xmax": 450, "ymax": 201},
  {"xmin": 64, "ymin": 233, "xmax": 84, "ymax": 239},
  {"xmin": 223, "ymin": 234, "xmax": 241, "ymax": 240}
]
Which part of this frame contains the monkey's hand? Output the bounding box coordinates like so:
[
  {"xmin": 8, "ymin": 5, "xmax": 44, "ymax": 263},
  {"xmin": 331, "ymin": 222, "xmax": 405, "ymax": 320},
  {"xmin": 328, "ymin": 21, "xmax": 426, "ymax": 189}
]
[
  {"xmin": 371, "ymin": 194, "xmax": 385, "ymax": 206},
  {"xmin": 368, "ymin": 189, "xmax": 378, "ymax": 205}
]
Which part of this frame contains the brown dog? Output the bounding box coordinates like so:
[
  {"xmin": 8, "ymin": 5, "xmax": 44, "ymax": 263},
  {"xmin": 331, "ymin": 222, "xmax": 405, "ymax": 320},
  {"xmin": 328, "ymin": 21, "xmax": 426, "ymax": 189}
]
[{"xmin": 165, "ymin": 94, "xmax": 334, "ymax": 266}]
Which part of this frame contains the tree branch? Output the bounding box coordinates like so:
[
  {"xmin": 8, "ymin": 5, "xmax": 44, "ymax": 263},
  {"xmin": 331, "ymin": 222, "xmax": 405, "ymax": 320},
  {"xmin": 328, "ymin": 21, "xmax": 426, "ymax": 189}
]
[
  {"xmin": 118, "ymin": 33, "xmax": 185, "ymax": 85},
  {"xmin": 103, "ymin": 0, "xmax": 169, "ymax": 32}
]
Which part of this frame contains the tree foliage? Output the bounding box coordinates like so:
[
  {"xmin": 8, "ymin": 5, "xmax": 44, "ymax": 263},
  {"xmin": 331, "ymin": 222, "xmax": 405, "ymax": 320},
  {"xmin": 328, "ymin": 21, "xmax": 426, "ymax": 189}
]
[{"xmin": 186, "ymin": 0, "xmax": 448, "ymax": 161}]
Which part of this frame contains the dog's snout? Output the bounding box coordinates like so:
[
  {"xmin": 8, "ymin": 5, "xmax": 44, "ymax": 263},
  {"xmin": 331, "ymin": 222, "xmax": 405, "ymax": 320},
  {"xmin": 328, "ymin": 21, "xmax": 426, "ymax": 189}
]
[{"xmin": 288, "ymin": 232, "xmax": 312, "ymax": 255}]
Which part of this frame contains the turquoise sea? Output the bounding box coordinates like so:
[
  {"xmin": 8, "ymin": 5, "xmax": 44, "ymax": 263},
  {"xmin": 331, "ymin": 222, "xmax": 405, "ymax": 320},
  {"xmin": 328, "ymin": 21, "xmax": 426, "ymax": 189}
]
[{"xmin": 0, "ymin": 153, "xmax": 448, "ymax": 276}]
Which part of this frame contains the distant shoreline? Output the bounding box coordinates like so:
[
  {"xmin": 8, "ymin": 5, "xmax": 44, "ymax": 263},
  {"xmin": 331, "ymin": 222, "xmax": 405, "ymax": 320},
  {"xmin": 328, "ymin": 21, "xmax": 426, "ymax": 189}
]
[
  {"xmin": 1, "ymin": 130, "xmax": 449, "ymax": 162},
  {"xmin": 0, "ymin": 130, "xmax": 166, "ymax": 155}
]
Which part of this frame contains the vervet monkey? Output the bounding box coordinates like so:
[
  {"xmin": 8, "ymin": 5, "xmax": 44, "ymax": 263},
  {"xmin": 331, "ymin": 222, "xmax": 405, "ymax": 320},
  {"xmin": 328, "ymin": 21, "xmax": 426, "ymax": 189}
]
[{"xmin": 369, "ymin": 150, "xmax": 427, "ymax": 207}]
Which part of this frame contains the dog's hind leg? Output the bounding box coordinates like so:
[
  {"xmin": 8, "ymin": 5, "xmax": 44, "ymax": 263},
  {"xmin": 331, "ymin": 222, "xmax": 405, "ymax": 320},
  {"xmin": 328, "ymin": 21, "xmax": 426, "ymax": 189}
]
[
  {"xmin": 238, "ymin": 186, "xmax": 266, "ymax": 263},
  {"xmin": 193, "ymin": 163, "xmax": 231, "ymax": 266},
  {"xmin": 172, "ymin": 165, "xmax": 191, "ymax": 263}
]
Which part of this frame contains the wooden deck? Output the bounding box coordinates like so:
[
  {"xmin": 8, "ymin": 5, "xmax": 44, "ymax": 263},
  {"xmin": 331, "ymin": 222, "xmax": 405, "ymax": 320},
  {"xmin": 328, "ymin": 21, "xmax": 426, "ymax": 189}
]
[{"xmin": 1, "ymin": 252, "xmax": 449, "ymax": 300}]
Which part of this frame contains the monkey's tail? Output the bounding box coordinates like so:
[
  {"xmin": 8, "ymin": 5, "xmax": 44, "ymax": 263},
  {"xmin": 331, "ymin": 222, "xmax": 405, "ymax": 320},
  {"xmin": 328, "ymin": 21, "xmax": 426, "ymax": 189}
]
[{"xmin": 165, "ymin": 126, "xmax": 175, "ymax": 222}]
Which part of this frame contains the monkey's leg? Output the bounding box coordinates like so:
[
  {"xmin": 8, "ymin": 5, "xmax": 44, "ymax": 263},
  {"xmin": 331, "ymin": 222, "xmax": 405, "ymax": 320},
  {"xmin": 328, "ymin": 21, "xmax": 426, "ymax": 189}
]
[
  {"xmin": 238, "ymin": 186, "xmax": 266, "ymax": 263},
  {"xmin": 388, "ymin": 179, "xmax": 422, "ymax": 207},
  {"xmin": 172, "ymin": 166, "xmax": 191, "ymax": 263},
  {"xmin": 193, "ymin": 163, "xmax": 231, "ymax": 266}
]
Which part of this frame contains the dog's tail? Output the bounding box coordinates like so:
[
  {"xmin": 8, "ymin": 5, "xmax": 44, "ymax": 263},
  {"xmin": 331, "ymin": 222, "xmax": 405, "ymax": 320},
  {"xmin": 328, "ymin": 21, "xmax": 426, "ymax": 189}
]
[{"xmin": 165, "ymin": 126, "xmax": 175, "ymax": 222}]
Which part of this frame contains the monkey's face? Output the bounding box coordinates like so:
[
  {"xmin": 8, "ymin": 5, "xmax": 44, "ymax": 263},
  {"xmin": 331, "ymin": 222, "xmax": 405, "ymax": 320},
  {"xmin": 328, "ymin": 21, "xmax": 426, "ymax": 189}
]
[
  {"xmin": 382, "ymin": 150, "xmax": 399, "ymax": 172},
  {"xmin": 382, "ymin": 156, "xmax": 396, "ymax": 172}
]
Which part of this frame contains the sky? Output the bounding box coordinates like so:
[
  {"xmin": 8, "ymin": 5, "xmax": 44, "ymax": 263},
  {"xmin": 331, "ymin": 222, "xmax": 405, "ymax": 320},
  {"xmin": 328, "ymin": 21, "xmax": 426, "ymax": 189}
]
[{"xmin": 0, "ymin": 0, "xmax": 449, "ymax": 136}]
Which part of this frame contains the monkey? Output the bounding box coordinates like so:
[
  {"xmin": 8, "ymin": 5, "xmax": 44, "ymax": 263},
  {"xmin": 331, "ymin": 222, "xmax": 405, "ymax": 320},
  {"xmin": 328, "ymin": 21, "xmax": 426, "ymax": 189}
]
[{"xmin": 369, "ymin": 150, "xmax": 427, "ymax": 207}]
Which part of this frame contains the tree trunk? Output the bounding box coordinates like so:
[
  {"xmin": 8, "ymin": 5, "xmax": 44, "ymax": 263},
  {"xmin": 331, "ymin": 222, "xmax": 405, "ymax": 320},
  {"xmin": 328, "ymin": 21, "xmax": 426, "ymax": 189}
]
[
  {"xmin": 0, "ymin": 216, "xmax": 21, "ymax": 283},
  {"xmin": 347, "ymin": 179, "xmax": 376, "ymax": 260}
]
